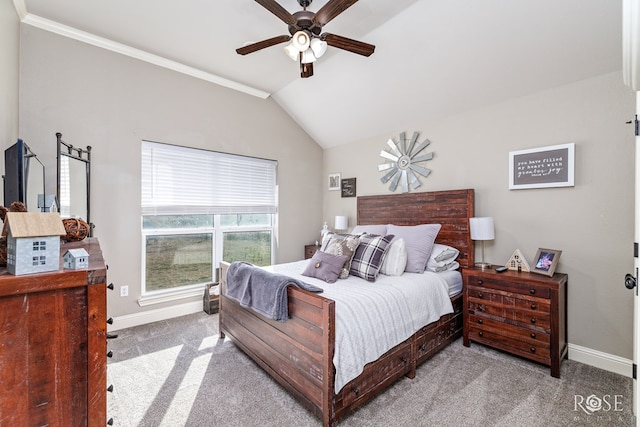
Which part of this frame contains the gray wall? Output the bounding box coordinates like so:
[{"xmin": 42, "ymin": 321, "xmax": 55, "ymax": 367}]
[
  {"xmin": 18, "ymin": 25, "xmax": 323, "ymax": 318},
  {"xmin": 0, "ymin": 2, "xmax": 19, "ymax": 143},
  {"xmin": 323, "ymin": 71, "xmax": 636, "ymax": 359}
]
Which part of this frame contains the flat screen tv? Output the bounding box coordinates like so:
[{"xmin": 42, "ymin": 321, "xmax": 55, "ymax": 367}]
[{"xmin": 3, "ymin": 139, "xmax": 44, "ymax": 210}]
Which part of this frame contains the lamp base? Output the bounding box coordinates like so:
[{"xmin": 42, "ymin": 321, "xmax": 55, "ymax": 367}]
[{"xmin": 474, "ymin": 262, "xmax": 492, "ymax": 270}]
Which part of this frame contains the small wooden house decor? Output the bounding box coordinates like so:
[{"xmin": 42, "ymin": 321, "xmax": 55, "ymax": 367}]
[
  {"xmin": 63, "ymin": 248, "xmax": 90, "ymax": 270},
  {"xmin": 2, "ymin": 212, "xmax": 66, "ymax": 275},
  {"xmin": 506, "ymin": 248, "xmax": 531, "ymax": 272}
]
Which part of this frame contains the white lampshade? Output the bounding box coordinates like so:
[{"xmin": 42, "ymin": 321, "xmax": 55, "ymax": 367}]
[
  {"xmin": 310, "ymin": 38, "xmax": 328, "ymax": 58},
  {"xmin": 469, "ymin": 217, "xmax": 495, "ymax": 241},
  {"xmin": 284, "ymin": 43, "xmax": 299, "ymax": 61},
  {"xmin": 334, "ymin": 215, "xmax": 348, "ymax": 231},
  {"xmin": 291, "ymin": 31, "xmax": 310, "ymax": 51},
  {"xmin": 300, "ymin": 48, "xmax": 317, "ymax": 64}
]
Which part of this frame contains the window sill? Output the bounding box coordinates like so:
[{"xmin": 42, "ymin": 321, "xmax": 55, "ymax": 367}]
[{"xmin": 138, "ymin": 285, "xmax": 204, "ymax": 307}]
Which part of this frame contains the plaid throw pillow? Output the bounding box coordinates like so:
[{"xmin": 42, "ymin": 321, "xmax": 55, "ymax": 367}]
[{"xmin": 349, "ymin": 234, "xmax": 395, "ymax": 282}]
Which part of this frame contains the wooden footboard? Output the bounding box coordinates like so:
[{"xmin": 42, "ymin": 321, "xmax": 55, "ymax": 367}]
[
  {"xmin": 219, "ymin": 261, "xmax": 338, "ymax": 426},
  {"xmin": 219, "ymin": 261, "xmax": 463, "ymax": 427}
]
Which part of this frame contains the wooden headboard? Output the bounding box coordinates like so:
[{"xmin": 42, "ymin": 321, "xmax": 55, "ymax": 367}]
[{"xmin": 357, "ymin": 189, "xmax": 475, "ymax": 268}]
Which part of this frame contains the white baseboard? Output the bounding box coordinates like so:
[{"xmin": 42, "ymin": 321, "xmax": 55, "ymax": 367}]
[
  {"xmin": 107, "ymin": 301, "xmax": 204, "ymax": 331},
  {"xmin": 569, "ymin": 343, "xmax": 633, "ymax": 378}
]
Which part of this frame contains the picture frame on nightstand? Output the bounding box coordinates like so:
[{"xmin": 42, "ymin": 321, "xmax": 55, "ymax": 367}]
[{"xmin": 532, "ymin": 248, "xmax": 562, "ymax": 276}]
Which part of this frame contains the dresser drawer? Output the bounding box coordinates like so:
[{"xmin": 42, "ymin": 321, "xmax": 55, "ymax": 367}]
[
  {"xmin": 468, "ymin": 301, "xmax": 551, "ymax": 330},
  {"xmin": 468, "ymin": 314, "xmax": 550, "ymax": 345},
  {"xmin": 468, "ymin": 324, "xmax": 551, "ymax": 364},
  {"xmin": 467, "ymin": 275, "xmax": 551, "ymax": 299},
  {"xmin": 467, "ymin": 287, "xmax": 551, "ymax": 312}
]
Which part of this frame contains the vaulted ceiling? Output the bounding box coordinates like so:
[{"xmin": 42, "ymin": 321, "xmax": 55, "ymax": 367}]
[{"xmin": 17, "ymin": 0, "xmax": 622, "ymax": 148}]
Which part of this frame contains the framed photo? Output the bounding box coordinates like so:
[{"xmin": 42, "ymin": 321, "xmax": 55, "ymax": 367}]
[
  {"xmin": 532, "ymin": 248, "xmax": 562, "ymax": 277},
  {"xmin": 328, "ymin": 173, "xmax": 341, "ymax": 191},
  {"xmin": 509, "ymin": 143, "xmax": 574, "ymax": 190},
  {"xmin": 341, "ymin": 177, "xmax": 356, "ymax": 197}
]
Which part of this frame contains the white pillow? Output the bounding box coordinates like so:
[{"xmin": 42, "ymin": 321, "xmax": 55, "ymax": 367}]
[
  {"xmin": 426, "ymin": 244, "xmax": 460, "ymax": 272},
  {"xmin": 351, "ymin": 224, "xmax": 388, "ymax": 236},
  {"xmin": 380, "ymin": 238, "xmax": 407, "ymax": 276},
  {"xmin": 427, "ymin": 261, "xmax": 460, "ymax": 273}
]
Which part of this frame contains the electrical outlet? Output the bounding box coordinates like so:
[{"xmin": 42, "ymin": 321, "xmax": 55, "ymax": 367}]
[{"xmin": 120, "ymin": 285, "xmax": 129, "ymax": 297}]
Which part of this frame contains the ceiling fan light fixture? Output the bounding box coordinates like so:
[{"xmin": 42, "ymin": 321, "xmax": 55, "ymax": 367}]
[
  {"xmin": 291, "ymin": 30, "xmax": 311, "ymax": 51},
  {"xmin": 284, "ymin": 43, "xmax": 300, "ymax": 61},
  {"xmin": 310, "ymin": 38, "xmax": 328, "ymax": 58},
  {"xmin": 300, "ymin": 48, "xmax": 317, "ymax": 64}
]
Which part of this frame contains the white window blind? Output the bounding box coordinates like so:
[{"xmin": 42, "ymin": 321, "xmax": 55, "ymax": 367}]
[{"xmin": 141, "ymin": 141, "xmax": 277, "ymax": 215}]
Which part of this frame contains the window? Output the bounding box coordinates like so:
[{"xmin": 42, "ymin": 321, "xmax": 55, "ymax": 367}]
[{"xmin": 141, "ymin": 141, "xmax": 277, "ymax": 300}]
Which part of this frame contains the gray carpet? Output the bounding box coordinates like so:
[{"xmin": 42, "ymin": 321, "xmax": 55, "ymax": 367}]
[{"xmin": 107, "ymin": 312, "xmax": 635, "ymax": 426}]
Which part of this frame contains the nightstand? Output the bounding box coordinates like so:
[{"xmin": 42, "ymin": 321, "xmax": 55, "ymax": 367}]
[
  {"xmin": 462, "ymin": 267, "xmax": 568, "ymax": 378},
  {"xmin": 304, "ymin": 244, "xmax": 319, "ymax": 259}
]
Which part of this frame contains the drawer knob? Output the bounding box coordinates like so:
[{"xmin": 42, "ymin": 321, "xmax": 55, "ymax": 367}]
[
  {"xmin": 530, "ymin": 333, "xmax": 536, "ymax": 339},
  {"xmin": 530, "ymin": 318, "xmax": 536, "ymax": 324},
  {"xmin": 478, "ymin": 319, "xmax": 483, "ymax": 324},
  {"xmin": 529, "ymin": 289, "xmax": 536, "ymax": 295},
  {"xmin": 477, "ymin": 279, "xmax": 483, "ymax": 285},
  {"xmin": 530, "ymin": 304, "xmax": 536, "ymax": 310},
  {"xmin": 478, "ymin": 292, "xmax": 484, "ymax": 298},
  {"xmin": 478, "ymin": 331, "xmax": 484, "ymax": 337},
  {"xmin": 477, "ymin": 305, "xmax": 485, "ymax": 312},
  {"xmin": 530, "ymin": 347, "xmax": 536, "ymax": 353}
]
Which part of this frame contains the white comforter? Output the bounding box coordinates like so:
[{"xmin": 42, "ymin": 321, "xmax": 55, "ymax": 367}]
[{"xmin": 264, "ymin": 261, "xmax": 454, "ymax": 393}]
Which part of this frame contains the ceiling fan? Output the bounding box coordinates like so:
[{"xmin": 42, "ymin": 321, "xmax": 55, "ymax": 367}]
[{"xmin": 236, "ymin": 0, "xmax": 375, "ymax": 78}]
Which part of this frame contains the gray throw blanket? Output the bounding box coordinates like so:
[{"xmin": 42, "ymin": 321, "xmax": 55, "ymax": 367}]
[{"xmin": 226, "ymin": 262, "xmax": 323, "ymax": 322}]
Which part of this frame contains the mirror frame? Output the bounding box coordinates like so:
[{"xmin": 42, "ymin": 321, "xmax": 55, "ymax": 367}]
[{"xmin": 56, "ymin": 132, "xmax": 92, "ymax": 233}]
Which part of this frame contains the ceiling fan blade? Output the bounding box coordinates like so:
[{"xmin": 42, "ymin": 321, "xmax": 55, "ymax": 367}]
[
  {"xmin": 236, "ymin": 35, "xmax": 291, "ymax": 55},
  {"xmin": 314, "ymin": 0, "xmax": 359, "ymax": 26},
  {"xmin": 255, "ymin": 0, "xmax": 296, "ymax": 25},
  {"xmin": 322, "ymin": 33, "xmax": 375, "ymax": 57}
]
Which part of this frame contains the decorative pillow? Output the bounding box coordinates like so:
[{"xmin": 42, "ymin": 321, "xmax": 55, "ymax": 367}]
[
  {"xmin": 380, "ymin": 238, "xmax": 407, "ymax": 276},
  {"xmin": 432, "ymin": 243, "xmax": 460, "ymax": 263},
  {"xmin": 427, "ymin": 244, "xmax": 460, "ymax": 272},
  {"xmin": 387, "ymin": 224, "xmax": 441, "ymax": 273},
  {"xmin": 349, "ymin": 234, "xmax": 395, "ymax": 282},
  {"xmin": 321, "ymin": 233, "xmax": 361, "ymax": 279},
  {"xmin": 302, "ymin": 251, "xmax": 349, "ymax": 283},
  {"xmin": 427, "ymin": 260, "xmax": 460, "ymax": 273},
  {"xmin": 351, "ymin": 224, "xmax": 388, "ymax": 236}
]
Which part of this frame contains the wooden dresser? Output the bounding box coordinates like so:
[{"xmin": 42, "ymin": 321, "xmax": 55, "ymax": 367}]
[
  {"xmin": 462, "ymin": 267, "xmax": 568, "ymax": 377},
  {"xmin": 0, "ymin": 238, "xmax": 108, "ymax": 425}
]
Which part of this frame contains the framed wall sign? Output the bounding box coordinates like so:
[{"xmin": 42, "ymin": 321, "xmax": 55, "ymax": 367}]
[
  {"xmin": 509, "ymin": 143, "xmax": 575, "ymax": 190},
  {"xmin": 328, "ymin": 173, "xmax": 341, "ymax": 191},
  {"xmin": 341, "ymin": 178, "xmax": 356, "ymax": 197}
]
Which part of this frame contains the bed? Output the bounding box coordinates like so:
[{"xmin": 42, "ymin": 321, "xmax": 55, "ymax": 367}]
[{"xmin": 219, "ymin": 189, "xmax": 474, "ymax": 426}]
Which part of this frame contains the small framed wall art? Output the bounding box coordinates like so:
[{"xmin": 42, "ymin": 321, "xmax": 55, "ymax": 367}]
[
  {"xmin": 532, "ymin": 248, "xmax": 562, "ymax": 277},
  {"xmin": 341, "ymin": 178, "xmax": 356, "ymax": 197},
  {"xmin": 328, "ymin": 173, "xmax": 341, "ymax": 191},
  {"xmin": 509, "ymin": 143, "xmax": 574, "ymax": 190}
]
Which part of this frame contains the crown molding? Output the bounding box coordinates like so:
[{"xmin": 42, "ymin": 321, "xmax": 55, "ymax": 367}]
[
  {"xmin": 12, "ymin": 0, "xmax": 27, "ymax": 20},
  {"xmin": 13, "ymin": 5, "xmax": 270, "ymax": 99}
]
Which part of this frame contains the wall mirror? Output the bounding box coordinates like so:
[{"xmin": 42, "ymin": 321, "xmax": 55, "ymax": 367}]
[
  {"xmin": 3, "ymin": 139, "xmax": 45, "ymax": 211},
  {"xmin": 56, "ymin": 132, "xmax": 92, "ymax": 232}
]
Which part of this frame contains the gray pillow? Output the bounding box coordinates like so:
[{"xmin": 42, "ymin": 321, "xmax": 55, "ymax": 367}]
[
  {"xmin": 302, "ymin": 251, "xmax": 349, "ymax": 283},
  {"xmin": 387, "ymin": 224, "xmax": 441, "ymax": 273},
  {"xmin": 351, "ymin": 224, "xmax": 388, "ymax": 236}
]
